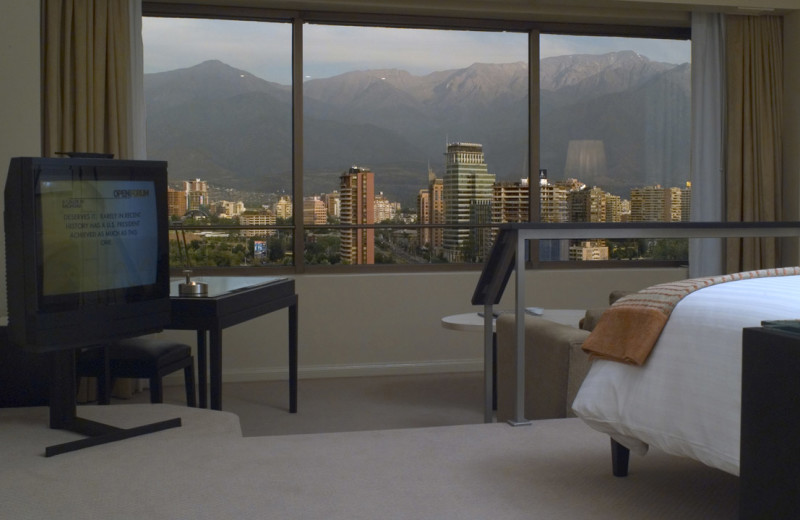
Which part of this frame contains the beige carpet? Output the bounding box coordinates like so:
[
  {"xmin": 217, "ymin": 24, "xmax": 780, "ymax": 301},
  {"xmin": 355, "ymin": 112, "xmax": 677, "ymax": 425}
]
[
  {"xmin": 1, "ymin": 404, "xmax": 737, "ymax": 520},
  {"xmin": 43, "ymin": 372, "xmax": 741, "ymax": 519},
  {"xmin": 126, "ymin": 372, "xmax": 487, "ymax": 436}
]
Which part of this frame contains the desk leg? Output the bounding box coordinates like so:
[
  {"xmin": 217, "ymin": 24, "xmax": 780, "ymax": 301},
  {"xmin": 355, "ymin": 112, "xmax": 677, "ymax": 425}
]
[
  {"xmin": 210, "ymin": 327, "xmax": 223, "ymax": 411},
  {"xmin": 289, "ymin": 301, "xmax": 298, "ymax": 413},
  {"xmin": 197, "ymin": 330, "xmax": 208, "ymax": 409}
]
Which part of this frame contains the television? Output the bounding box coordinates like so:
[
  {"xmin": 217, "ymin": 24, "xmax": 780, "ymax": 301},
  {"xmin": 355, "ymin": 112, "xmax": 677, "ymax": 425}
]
[
  {"xmin": 3, "ymin": 157, "xmax": 178, "ymax": 456},
  {"xmin": 4, "ymin": 157, "xmax": 171, "ymax": 352}
]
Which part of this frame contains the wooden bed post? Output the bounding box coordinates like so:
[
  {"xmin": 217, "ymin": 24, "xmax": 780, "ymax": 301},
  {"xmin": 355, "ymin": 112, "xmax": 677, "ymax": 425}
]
[{"xmin": 611, "ymin": 438, "xmax": 630, "ymax": 477}]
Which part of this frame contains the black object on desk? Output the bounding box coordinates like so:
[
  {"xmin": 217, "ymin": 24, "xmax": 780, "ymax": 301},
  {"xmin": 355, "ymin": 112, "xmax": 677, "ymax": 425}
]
[
  {"xmin": 168, "ymin": 276, "xmax": 298, "ymax": 412},
  {"xmin": 740, "ymin": 324, "xmax": 800, "ymax": 518}
]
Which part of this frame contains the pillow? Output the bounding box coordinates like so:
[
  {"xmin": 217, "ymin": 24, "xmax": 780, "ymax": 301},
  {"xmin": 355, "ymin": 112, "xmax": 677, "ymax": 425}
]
[
  {"xmin": 609, "ymin": 289, "xmax": 631, "ymax": 305},
  {"xmin": 580, "ymin": 308, "xmax": 606, "ymax": 331}
]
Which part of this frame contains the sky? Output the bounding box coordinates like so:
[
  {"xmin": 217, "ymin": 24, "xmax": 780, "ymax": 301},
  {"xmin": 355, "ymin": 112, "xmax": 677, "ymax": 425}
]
[{"xmin": 143, "ymin": 18, "xmax": 691, "ymax": 85}]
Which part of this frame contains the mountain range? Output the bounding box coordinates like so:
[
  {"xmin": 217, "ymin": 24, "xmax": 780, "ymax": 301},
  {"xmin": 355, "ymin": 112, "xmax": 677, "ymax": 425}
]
[{"xmin": 144, "ymin": 51, "xmax": 690, "ymax": 206}]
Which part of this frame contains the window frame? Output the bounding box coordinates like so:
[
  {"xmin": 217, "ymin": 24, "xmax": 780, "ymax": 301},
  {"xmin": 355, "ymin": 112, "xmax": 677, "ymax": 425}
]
[{"xmin": 142, "ymin": 2, "xmax": 691, "ymax": 276}]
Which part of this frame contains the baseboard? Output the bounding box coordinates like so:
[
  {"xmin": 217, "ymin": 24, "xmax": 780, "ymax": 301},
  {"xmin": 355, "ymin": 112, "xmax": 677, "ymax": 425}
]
[{"xmin": 163, "ymin": 358, "xmax": 483, "ymax": 385}]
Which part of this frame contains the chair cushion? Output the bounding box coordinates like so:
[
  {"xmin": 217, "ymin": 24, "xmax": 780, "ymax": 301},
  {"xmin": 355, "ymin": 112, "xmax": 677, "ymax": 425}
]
[{"xmin": 108, "ymin": 338, "xmax": 191, "ymax": 367}]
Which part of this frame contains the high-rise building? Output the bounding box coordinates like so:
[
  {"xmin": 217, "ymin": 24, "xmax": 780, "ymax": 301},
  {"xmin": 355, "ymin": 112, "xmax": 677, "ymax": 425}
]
[
  {"xmin": 184, "ymin": 179, "xmax": 209, "ymax": 211},
  {"xmin": 324, "ymin": 191, "xmax": 340, "ymax": 219},
  {"xmin": 538, "ymin": 172, "xmax": 569, "ymax": 260},
  {"xmin": 417, "ymin": 188, "xmax": 431, "ymax": 248},
  {"xmin": 374, "ymin": 192, "xmax": 396, "ymax": 222},
  {"xmin": 630, "ymin": 185, "xmax": 664, "ymax": 222},
  {"xmin": 539, "ymin": 184, "xmax": 567, "ymax": 223},
  {"xmin": 303, "ymin": 196, "xmax": 328, "ymax": 225},
  {"xmin": 681, "ymin": 182, "xmax": 692, "ymax": 221},
  {"xmin": 442, "ymin": 142, "xmax": 495, "ymax": 262},
  {"xmin": 274, "ymin": 195, "xmax": 293, "ymax": 220},
  {"xmin": 339, "ymin": 166, "xmax": 375, "ymax": 265},
  {"xmin": 663, "ymin": 187, "xmax": 683, "ymax": 222},
  {"xmin": 605, "ymin": 193, "xmax": 623, "ymax": 222},
  {"xmin": 493, "ymin": 179, "xmax": 529, "ymax": 224},
  {"xmin": 568, "ymin": 186, "xmax": 608, "ymax": 222},
  {"xmin": 427, "ymin": 173, "xmax": 444, "ymax": 253},
  {"xmin": 167, "ymin": 187, "xmax": 188, "ymax": 217},
  {"xmin": 638, "ymin": 185, "xmax": 663, "ymax": 222},
  {"xmin": 417, "ymin": 171, "xmax": 445, "ymax": 253},
  {"xmin": 469, "ymin": 199, "xmax": 494, "ymax": 262},
  {"xmin": 630, "ymin": 184, "xmax": 690, "ymax": 222}
]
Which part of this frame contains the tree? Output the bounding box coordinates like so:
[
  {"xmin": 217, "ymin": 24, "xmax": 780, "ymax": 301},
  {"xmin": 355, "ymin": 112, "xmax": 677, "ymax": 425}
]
[{"xmin": 650, "ymin": 238, "xmax": 688, "ymax": 261}]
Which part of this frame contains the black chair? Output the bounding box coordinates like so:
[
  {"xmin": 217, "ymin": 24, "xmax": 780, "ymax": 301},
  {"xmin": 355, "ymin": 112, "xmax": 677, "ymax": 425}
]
[{"xmin": 77, "ymin": 338, "xmax": 196, "ymax": 407}]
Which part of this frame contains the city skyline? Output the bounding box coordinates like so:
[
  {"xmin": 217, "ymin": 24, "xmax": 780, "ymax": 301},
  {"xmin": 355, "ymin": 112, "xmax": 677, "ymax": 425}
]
[
  {"xmin": 174, "ymin": 159, "xmax": 691, "ymax": 225},
  {"xmin": 170, "ymin": 153, "xmax": 691, "ymax": 266}
]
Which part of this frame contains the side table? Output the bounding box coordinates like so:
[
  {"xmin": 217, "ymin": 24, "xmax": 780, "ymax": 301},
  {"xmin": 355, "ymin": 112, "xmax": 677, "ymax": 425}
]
[{"xmin": 741, "ymin": 324, "xmax": 800, "ymax": 518}]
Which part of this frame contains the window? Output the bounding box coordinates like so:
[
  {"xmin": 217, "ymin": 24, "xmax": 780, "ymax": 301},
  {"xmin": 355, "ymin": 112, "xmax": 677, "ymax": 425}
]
[
  {"xmin": 537, "ymin": 34, "xmax": 691, "ymax": 262},
  {"xmin": 142, "ymin": 8, "xmax": 690, "ymax": 272},
  {"xmin": 143, "ymin": 17, "xmax": 293, "ymax": 268},
  {"xmin": 302, "ymin": 24, "xmax": 527, "ymax": 265}
]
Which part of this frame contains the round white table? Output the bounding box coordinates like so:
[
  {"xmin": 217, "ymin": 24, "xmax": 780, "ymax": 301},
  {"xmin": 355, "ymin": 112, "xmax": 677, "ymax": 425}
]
[
  {"xmin": 441, "ymin": 309, "xmax": 585, "ymax": 422},
  {"xmin": 441, "ymin": 309, "xmax": 585, "ymax": 332}
]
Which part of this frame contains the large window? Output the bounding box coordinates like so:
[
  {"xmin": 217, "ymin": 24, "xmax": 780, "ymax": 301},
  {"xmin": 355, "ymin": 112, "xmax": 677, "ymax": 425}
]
[
  {"xmin": 537, "ymin": 34, "xmax": 691, "ymax": 262},
  {"xmin": 143, "ymin": 17, "xmax": 293, "ymax": 268},
  {"xmin": 141, "ymin": 10, "xmax": 690, "ymax": 271},
  {"xmin": 301, "ymin": 24, "xmax": 527, "ymax": 265}
]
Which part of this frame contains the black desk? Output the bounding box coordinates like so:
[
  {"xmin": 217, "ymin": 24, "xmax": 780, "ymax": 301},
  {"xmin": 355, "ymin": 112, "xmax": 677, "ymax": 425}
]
[{"xmin": 168, "ymin": 276, "xmax": 298, "ymax": 412}]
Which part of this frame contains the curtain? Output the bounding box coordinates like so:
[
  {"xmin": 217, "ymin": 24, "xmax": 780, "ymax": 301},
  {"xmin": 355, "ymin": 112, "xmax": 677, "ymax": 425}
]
[
  {"xmin": 44, "ymin": 0, "xmax": 143, "ymax": 400},
  {"xmin": 725, "ymin": 15, "xmax": 784, "ymax": 272},
  {"xmin": 128, "ymin": 0, "xmax": 146, "ymax": 159},
  {"xmin": 688, "ymin": 13, "xmax": 725, "ymax": 278},
  {"xmin": 43, "ymin": 0, "xmax": 134, "ymax": 159}
]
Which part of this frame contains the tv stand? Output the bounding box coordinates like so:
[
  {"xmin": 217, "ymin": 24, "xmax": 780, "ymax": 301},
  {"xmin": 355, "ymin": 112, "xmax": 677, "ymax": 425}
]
[{"xmin": 45, "ymin": 349, "xmax": 181, "ymax": 457}]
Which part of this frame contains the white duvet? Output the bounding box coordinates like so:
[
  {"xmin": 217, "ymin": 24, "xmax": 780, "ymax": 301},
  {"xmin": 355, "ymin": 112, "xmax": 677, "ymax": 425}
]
[{"xmin": 572, "ymin": 275, "xmax": 800, "ymax": 476}]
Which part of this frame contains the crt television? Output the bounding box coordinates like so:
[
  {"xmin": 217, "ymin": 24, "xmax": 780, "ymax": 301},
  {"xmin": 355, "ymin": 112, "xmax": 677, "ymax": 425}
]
[{"xmin": 4, "ymin": 157, "xmax": 172, "ymax": 352}]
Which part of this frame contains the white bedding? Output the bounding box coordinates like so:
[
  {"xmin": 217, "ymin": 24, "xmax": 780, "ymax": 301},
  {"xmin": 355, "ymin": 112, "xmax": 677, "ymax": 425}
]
[{"xmin": 572, "ymin": 275, "xmax": 800, "ymax": 476}]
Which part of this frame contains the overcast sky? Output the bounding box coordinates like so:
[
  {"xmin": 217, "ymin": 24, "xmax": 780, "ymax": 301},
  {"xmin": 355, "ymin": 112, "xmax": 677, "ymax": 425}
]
[{"xmin": 143, "ymin": 18, "xmax": 691, "ymax": 85}]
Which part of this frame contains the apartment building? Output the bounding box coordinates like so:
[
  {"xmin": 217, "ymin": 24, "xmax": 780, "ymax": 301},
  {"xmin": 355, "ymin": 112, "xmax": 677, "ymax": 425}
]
[
  {"xmin": 339, "ymin": 166, "xmax": 375, "ymax": 264},
  {"xmin": 240, "ymin": 210, "xmax": 277, "ymax": 237}
]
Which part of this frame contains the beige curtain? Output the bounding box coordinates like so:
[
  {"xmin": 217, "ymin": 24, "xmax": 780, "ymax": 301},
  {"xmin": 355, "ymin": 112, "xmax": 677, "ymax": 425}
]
[
  {"xmin": 725, "ymin": 15, "xmax": 783, "ymax": 273},
  {"xmin": 43, "ymin": 0, "xmax": 133, "ymax": 159},
  {"xmin": 44, "ymin": 1, "xmax": 140, "ymax": 401}
]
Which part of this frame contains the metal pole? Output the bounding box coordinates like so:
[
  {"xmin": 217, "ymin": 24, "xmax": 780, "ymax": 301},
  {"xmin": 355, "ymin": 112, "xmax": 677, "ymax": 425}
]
[
  {"xmin": 483, "ymin": 303, "xmax": 494, "ymax": 423},
  {"xmin": 510, "ymin": 231, "xmax": 531, "ymax": 425}
]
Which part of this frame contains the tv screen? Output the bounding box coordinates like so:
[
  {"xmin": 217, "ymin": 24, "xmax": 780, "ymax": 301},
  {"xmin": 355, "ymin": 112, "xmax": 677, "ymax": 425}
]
[
  {"xmin": 39, "ymin": 178, "xmax": 160, "ymax": 305},
  {"xmin": 4, "ymin": 157, "xmax": 171, "ymax": 352}
]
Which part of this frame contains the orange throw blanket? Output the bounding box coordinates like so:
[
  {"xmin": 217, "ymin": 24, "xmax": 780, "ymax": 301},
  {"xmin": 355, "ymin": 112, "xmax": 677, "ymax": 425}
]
[{"xmin": 582, "ymin": 266, "xmax": 800, "ymax": 365}]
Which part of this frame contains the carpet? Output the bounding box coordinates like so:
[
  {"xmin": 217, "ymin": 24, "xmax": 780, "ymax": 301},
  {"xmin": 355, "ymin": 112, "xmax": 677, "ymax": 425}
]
[{"xmin": 0, "ymin": 404, "xmax": 738, "ymax": 519}]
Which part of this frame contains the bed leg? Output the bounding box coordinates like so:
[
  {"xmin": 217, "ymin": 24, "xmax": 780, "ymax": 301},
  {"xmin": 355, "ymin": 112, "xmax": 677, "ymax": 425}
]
[{"xmin": 611, "ymin": 438, "xmax": 630, "ymax": 477}]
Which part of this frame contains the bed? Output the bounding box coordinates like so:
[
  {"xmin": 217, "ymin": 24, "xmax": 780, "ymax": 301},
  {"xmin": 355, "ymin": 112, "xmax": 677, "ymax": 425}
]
[{"xmin": 571, "ymin": 271, "xmax": 800, "ymax": 477}]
